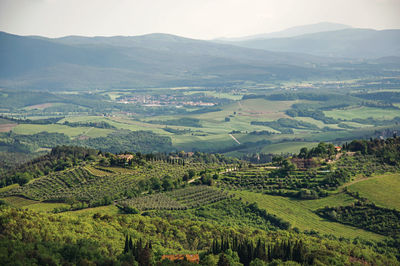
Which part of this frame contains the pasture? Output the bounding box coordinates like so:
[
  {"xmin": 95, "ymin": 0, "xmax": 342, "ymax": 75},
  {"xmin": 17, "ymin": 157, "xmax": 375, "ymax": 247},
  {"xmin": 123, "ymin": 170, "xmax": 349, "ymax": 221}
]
[
  {"xmin": 234, "ymin": 191, "xmax": 384, "ymax": 241},
  {"xmin": 324, "ymin": 106, "xmax": 400, "ymax": 120},
  {"xmin": 2, "ymin": 196, "xmax": 39, "ymax": 207},
  {"xmin": 347, "ymin": 173, "xmax": 400, "ymax": 210},
  {"xmin": 260, "ymin": 141, "xmax": 318, "ymax": 154},
  {"xmin": 63, "ymin": 205, "xmax": 120, "ymax": 217},
  {"xmin": 12, "ymin": 123, "xmax": 113, "ymax": 138}
]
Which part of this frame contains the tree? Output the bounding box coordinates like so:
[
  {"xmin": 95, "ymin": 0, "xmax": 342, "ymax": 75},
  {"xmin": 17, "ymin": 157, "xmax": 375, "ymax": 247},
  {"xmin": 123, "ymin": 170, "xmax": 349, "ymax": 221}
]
[
  {"xmin": 201, "ymin": 174, "xmax": 213, "ymax": 186},
  {"xmin": 272, "ymin": 155, "xmax": 284, "ymax": 166},
  {"xmin": 218, "ymin": 254, "xmax": 230, "ymax": 266},
  {"xmin": 137, "ymin": 243, "xmax": 152, "ymax": 266},
  {"xmin": 124, "ymin": 235, "xmax": 129, "ymax": 254},
  {"xmin": 298, "ymin": 147, "xmax": 308, "ymax": 159},
  {"xmin": 250, "ymin": 258, "xmax": 268, "ymax": 266},
  {"xmin": 162, "ymin": 176, "xmax": 173, "ymax": 191},
  {"xmin": 202, "ymin": 254, "xmax": 219, "ymax": 265},
  {"xmin": 150, "ymin": 177, "xmax": 161, "ymax": 191},
  {"xmin": 188, "ymin": 169, "xmax": 196, "ymax": 179}
]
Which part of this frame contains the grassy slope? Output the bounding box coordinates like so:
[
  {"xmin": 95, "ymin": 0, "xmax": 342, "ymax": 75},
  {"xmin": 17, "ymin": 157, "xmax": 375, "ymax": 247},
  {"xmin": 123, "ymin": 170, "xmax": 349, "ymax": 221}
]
[
  {"xmin": 260, "ymin": 141, "xmax": 318, "ymax": 154},
  {"xmin": 324, "ymin": 106, "xmax": 400, "ymax": 120},
  {"xmin": 64, "ymin": 205, "xmax": 120, "ymax": 217},
  {"xmin": 233, "ymin": 191, "xmax": 384, "ymax": 241},
  {"xmin": 0, "ymin": 184, "xmax": 389, "ymax": 241},
  {"xmin": 224, "ymin": 141, "xmax": 318, "ymax": 157},
  {"xmin": 347, "ymin": 173, "xmax": 400, "ymax": 210},
  {"xmin": 0, "ymin": 184, "xmax": 19, "ymax": 193},
  {"xmin": 12, "ymin": 124, "xmax": 113, "ymax": 138},
  {"xmin": 2, "ymin": 196, "xmax": 69, "ymax": 212}
]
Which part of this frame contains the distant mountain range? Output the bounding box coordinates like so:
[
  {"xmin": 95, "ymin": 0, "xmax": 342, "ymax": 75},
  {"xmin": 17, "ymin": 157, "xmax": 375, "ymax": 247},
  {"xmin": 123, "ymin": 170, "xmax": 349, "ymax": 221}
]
[
  {"xmin": 216, "ymin": 22, "xmax": 352, "ymax": 41},
  {"xmin": 0, "ymin": 24, "xmax": 399, "ymax": 90},
  {"xmin": 217, "ymin": 23, "xmax": 400, "ymax": 59}
]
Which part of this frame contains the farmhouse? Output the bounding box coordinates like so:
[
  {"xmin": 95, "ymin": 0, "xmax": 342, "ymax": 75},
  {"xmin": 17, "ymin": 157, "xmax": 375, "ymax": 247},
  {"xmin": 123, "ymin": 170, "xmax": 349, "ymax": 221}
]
[{"xmin": 161, "ymin": 254, "xmax": 200, "ymax": 264}]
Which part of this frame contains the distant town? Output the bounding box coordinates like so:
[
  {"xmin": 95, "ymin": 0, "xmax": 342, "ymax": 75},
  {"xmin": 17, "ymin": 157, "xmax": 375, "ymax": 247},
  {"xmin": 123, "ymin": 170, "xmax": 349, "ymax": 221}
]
[{"xmin": 117, "ymin": 94, "xmax": 217, "ymax": 107}]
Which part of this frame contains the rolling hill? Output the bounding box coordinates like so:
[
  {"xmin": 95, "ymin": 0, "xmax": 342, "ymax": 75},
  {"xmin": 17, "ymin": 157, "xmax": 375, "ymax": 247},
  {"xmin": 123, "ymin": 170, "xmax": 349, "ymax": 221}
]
[
  {"xmin": 216, "ymin": 22, "xmax": 351, "ymax": 41},
  {"xmin": 0, "ymin": 31, "xmax": 397, "ymax": 90},
  {"xmin": 226, "ymin": 28, "xmax": 400, "ymax": 59}
]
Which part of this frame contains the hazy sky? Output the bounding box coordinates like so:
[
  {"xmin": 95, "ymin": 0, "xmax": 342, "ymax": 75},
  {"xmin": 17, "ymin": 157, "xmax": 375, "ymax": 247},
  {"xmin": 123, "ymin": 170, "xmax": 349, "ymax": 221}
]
[{"xmin": 1, "ymin": 0, "xmax": 399, "ymax": 39}]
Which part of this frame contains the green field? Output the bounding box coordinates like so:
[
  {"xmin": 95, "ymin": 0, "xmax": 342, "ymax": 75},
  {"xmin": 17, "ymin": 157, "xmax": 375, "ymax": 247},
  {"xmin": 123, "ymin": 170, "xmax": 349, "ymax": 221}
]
[
  {"xmin": 2, "ymin": 196, "xmax": 39, "ymax": 207},
  {"xmin": 293, "ymin": 117, "xmax": 330, "ymax": 129},
  {"xmin": 4, "ymin": 85, "xmax": 400, "ymax": 156},
  {"xmin": 116, "ymin": 98, "xmax": 303, "ymax": 152},
  {"xmin": 12, "ymin": 123, "xmax": 113, "ymax": 138},
  {"xmin": 260, "ymin": 141, "xmax": 318, "ymax": 154},
  {"xmin": 0, "ymin": 183, "xmax": 19, "ymax": 193},
  {"xmin": 2, "ymin": 196, "xmax": 69, "ymax": 212},
  {"xmin": 183, "ymin": 90, "xmax": 243, "ymax": 100},
  {"xmin": 324, "ymin": 106, "xmax": 400, "ymax": 120},
  {"xmin": 233, "ymin": 191, "xmax": 384, "ymax": 241},
  {"xmin": 63, "ymin": 205, "xmax": 120, "ymax": 217},
  {"xmin": 58, "ymin": 116, "xmax": 109, "ymax": 123},
  {"xmin": 347, "ymin": 173, "xmax": 400, "ymax": 210}
]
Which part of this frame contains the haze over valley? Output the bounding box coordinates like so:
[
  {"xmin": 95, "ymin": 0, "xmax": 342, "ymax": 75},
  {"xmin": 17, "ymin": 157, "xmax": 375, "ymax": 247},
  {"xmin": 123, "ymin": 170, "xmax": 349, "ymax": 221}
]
[{"xmin": 1, "ymin": 1, "xmax": 400, "ymax": 265}]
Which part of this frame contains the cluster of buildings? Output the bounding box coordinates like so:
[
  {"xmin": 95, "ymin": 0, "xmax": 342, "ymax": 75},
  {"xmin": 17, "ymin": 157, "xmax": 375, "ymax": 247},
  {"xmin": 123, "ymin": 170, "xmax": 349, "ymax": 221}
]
[{"xmin": 117, "ymin": 94, "xmax": 215, "ymax": 107}]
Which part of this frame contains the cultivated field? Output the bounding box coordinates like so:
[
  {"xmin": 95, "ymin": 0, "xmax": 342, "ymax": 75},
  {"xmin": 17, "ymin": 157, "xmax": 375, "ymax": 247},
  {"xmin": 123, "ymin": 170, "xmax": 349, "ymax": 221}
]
[
  {"xmin": 347, "ymin": 173, "xmax": 400, "ymax": 210},
  {"xmin": 12, "ymin": 124, "xmax": 113, "ymax": 138},
  {"xmin": 3, "ymin": 84, "xmax": 400, "ymax": 155},
  {"xmin": 324, "ymin": 106, "xmax": 400, "ymax": 120},
  {"xmin": 234, "ymin": 191, "xmax": 384, "ymax": 241}
]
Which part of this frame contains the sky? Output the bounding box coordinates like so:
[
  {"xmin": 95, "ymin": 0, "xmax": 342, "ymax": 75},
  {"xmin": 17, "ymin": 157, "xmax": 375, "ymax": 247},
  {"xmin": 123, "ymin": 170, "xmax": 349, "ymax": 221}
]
[{"xmin": 0, "ymin": 0, "xmax": 399, "ymax": 39}]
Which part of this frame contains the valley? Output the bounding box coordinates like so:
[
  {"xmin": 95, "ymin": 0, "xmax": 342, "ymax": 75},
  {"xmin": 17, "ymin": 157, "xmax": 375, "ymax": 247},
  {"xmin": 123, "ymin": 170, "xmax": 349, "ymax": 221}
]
[
  {"xmin": 0, "ymin": 11, "xmax": 400, "ymax": 265},
  {"xmin": 1, "ymin": 136, "xmax": 400, "ymax": 265}
]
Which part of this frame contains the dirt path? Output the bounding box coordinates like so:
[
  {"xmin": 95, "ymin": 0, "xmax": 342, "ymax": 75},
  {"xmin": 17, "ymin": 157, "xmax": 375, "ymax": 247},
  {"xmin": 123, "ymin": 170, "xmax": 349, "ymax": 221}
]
[
  {"xmin": 84, "ymin": 127, "xmax": 94, "ymax": 135},
  {"xmin": 76, "ymin": 127, "xmax": 94, "ymax": 140},
  {"xmin": 229, "ymin": 134, "xmax": 241, "ymax": 144},
  {"xmin": 188, "ymin": 177, "xmax": 200, "ymax": 184}
]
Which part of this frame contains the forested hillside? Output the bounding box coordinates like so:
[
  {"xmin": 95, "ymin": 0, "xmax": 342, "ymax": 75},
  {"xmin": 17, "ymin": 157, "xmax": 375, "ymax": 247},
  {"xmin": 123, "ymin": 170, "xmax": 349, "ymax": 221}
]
[
  {"xmin": 2, "ymin": 1, "xmax": 400, "ymax": 264},
  {"xmin": 1, "ymin": 136, "xmax": 400, "ymax": 265},
  {"xmin": 0, "ymin": 31, "xmax": 399, "ymax": 90}
]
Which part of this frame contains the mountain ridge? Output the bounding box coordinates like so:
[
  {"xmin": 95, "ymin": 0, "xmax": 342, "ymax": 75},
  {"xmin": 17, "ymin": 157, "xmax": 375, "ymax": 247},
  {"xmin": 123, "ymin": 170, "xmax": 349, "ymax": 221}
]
[
  {"xmin": 0, "ymin": 30, "xmax": 398, "ymax": 90},
  {"xmin": 222, "ymin": 28, "xmax": 400, "ymax": 59},
  {"xmin": 216, "ymin": 22, "xmax": 352, "ymax": 41}
]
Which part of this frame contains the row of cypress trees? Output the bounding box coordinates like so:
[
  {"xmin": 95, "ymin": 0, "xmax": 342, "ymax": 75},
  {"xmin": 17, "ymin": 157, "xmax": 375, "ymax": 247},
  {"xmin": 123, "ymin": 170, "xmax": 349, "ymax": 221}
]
[
  {"xmin": 211, "ymin": 236, "xmax": 308, "ymax": 266},
  {"xmin": 123, "ymin": 236, "xmax": 152, "ymax": 266}
]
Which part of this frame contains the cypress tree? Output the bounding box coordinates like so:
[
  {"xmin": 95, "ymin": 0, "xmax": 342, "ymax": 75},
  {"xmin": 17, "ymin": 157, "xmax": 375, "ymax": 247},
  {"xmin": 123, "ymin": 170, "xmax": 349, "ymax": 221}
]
[
  {"xmin": 124, "ymin": 235, "xmax": 129, "ymax": 254},
  {"xmin": 255, "ymin": 239, "xmax": 267, "ymax": 261},
  {"xmin": 138, "ymin": 242, "xmax": 152, "ymax": 266},
  {"xmin": 129, "ymin": 236, "xmax": 133, "ymax": 251},
  {"xmin": 212, "ymin": 239, "xmax": 217, "ymax": 254},
  {"xmin": 286, "ymin": 240, "xmax": 293, "ymax": 261},
  {"xmin": 247, "ymin": 240, "xmax": 254, "ymax": 265},
  {"xmin": 232, "ymin": 236, "xmax": 238, "ymax": 251}
]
